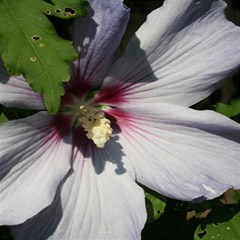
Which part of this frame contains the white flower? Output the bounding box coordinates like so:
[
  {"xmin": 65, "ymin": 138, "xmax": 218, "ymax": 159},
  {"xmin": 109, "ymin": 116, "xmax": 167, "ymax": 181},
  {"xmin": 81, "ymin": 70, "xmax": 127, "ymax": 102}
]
[{"xmin": 0, "ymin": 0, "xmax": 240, "ymax": 239}]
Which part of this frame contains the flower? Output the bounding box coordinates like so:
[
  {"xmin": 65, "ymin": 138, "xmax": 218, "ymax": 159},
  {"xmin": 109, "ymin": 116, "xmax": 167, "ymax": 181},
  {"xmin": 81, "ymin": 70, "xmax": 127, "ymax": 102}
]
[{"xmin": 0, "ymin": 0, "xmax": 240, "ymax": 239}]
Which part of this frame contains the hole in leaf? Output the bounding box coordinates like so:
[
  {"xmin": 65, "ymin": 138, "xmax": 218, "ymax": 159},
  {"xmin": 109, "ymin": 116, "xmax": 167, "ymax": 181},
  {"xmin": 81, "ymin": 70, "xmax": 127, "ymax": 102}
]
[
  {"xmin": 55, "ymin": 8, "xmax": 61, "ymax": 13},
  {"xmin": 64, "ymin": 7, "xmax": 76, "ymax": 15},
  {"xmin": 45, "ymin": 10, "xmax": 51, "ymax": 15},
  {"xmin": 30, "ymin": 57, "xmax": 37, "ymax": 62},
  {"xmin": 198, "ymin": 230, "xmax": 207, "ymax": 239},
  {"xmin": 32, "ymin": 36, "xmax": 41, "ymax": 42}
]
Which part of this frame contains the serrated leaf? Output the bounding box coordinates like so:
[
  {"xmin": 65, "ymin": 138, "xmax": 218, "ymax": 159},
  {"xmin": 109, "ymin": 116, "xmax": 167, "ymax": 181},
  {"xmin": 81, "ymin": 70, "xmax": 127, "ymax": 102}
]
[
  {"xmin": 0, "ymin": 0, "xmax": 81, "ymax": 113},
  {"xmin": 144, "ymin": 188, "xmax": 167, "ymax": 223},
  {"xmin": 215, "ymin": 98, "xmax": 240, "ymax": 117},
  {"xmin": 194, "ymin": 205, "xmax": 240, "ymax": 240},
  {"xmin": 42, "ymin": 0, "xmax": 88, "ymax": 19}
]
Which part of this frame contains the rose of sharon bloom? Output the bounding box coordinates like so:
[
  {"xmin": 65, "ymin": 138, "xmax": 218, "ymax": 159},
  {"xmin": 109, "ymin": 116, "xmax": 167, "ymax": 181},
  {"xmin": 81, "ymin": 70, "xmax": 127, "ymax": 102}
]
[{"xmin": 1, "ymin": 0, "xmax": 240, "ymax": 239}]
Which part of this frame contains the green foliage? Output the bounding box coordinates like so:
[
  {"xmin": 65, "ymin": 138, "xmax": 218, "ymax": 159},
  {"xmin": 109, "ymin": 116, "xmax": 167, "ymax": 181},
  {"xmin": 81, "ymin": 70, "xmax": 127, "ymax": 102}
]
[
  {"xmin": 194, "ymin": 205, "xmax": 240, "ymax": 240},
  {"xmin": 144, "ymin": 187, "xmax": 166, "ymax": 223},
  {"xmin": 42, "ymin": 0, "xmax": 88, "ymax": 19},
  {"xmin": 215, "ymin": 98, "xmax": 240, "ymax": 118},
  {"xmin": 0, "ymin": 111, "xmax": 8, "ymax": 123},
  {"xmin": 0, "ymin": 0, "xmax": 87, "ymax": 113}
]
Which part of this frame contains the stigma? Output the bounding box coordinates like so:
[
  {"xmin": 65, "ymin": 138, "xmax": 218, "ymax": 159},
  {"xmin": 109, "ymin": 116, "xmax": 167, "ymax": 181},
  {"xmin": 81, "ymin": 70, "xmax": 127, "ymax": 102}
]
[{"xmin": 77, "ymin": 105, "xmax": 113, "ymax": 148}]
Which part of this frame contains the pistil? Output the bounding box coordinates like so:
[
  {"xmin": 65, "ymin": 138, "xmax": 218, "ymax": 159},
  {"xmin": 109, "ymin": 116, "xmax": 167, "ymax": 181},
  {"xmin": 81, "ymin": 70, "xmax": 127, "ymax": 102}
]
[{"xmin": 77, "ymin": 105, "xmax": 113, "ymax": 148}]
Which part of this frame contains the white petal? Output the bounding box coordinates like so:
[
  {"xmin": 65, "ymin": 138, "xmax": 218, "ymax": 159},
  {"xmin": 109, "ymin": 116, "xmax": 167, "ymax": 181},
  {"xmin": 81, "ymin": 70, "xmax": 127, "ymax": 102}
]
[
  {"xmin": 11, "ymin": 139, "xmax": 146, "ymax": 240},
  {"xmin": 72, "ymin": 0, "xmax": 129, "ymax": 88},
  {"xmin": 97, "ymin": 0, "xmax": 240, "ymax": 107},
  {"xmin": 109, "ymin": 103, "xmax": 240, "ymax": 201},
  {"xmin": 0, "ymin": 112, "xmax": 72, "ymax": 225},
  {"xmin": 0, "ymin": 60, "xmax": 44, "ymax": 109}
]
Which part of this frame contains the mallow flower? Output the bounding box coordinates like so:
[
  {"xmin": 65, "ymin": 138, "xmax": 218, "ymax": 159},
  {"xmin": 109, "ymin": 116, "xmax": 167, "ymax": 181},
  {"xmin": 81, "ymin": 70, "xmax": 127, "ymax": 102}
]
[{"xmin": 0, "ymin": 0, "xmax": 240, "ymax": 239}]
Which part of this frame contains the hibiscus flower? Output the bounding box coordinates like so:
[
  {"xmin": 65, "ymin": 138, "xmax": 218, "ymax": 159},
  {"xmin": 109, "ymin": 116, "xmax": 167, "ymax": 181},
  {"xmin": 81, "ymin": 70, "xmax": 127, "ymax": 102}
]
[{"xmin": 0, "ymin": 0, "xmax": 240, "ymax": 239}]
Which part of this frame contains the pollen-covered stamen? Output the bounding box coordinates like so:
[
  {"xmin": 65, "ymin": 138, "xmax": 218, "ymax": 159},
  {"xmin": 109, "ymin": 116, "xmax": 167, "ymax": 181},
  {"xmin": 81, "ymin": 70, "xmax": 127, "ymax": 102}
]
[{"xmin": 77, "ymin": 105, "xmax": 113, "ymax": 148}]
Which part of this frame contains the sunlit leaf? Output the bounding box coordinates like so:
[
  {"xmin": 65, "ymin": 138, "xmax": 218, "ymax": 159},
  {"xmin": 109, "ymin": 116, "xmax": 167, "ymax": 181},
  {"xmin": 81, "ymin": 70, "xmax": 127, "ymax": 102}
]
[
  {"xmin": 42, "ymin": 0, "xmax": 88, "ymax": 19},
  {"xmin": 0, "ymin": 0, "xmax": 88, "ymax": 113},
  {"xmin": 144, "ymin": 187, "xmax": 167, "ymax": 223},
  {"xmin": 194, "ymin": 205, "xmax": 240, "ymax": 240},
  {"xmin": 215, "ymin": 98, "xmax": 240, "ymax": 117}
]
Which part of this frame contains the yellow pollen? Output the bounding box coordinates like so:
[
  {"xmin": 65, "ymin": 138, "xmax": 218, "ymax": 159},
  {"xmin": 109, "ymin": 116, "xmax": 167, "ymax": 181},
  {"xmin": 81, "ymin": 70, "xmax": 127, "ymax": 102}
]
[{"xmin": 77, "ymin": 105, "xmax": 113, "ymax": 148}]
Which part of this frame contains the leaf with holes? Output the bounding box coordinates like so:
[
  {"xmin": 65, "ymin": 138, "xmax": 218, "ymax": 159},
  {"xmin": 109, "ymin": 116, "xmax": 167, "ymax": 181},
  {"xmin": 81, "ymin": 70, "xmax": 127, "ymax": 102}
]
[
  {"xmin": 194, "ymin": 205, "xmax": 240, "ymax": 240},
  {"xmin": 42, "ymin": 0, "xmax": 88, "ymax": 19},
  {"xmin": 0, "ymin": 0, "xmax": 87, "ymax": 113},
  {"xmin": 144, "ymin": 187, "xmax": 167, "ymax": 223}
]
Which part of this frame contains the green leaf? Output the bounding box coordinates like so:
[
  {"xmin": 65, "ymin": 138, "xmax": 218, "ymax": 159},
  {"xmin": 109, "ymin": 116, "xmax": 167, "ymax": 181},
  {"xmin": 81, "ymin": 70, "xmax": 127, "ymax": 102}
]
[
  {"xmin": 0, "ymin": 0, "xmax": 86, "ymax": 113},
  {"xmin": 144, "ymin": 187, "xmax": 167, "ymax": 223},
  {"xmin": 42, "ymin": 0, "xmax": 88, "ymax": 19},
  {"xmin": 0, "ymin": 111, "xmax": 8, "ymax": 123},
  {"xmin": 194, "ymin": 205, "xmax": 240, "ymax": 240},
  {"xmin": 215, "ymin": 98, "xmax": 240, "ymax": 117}
]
